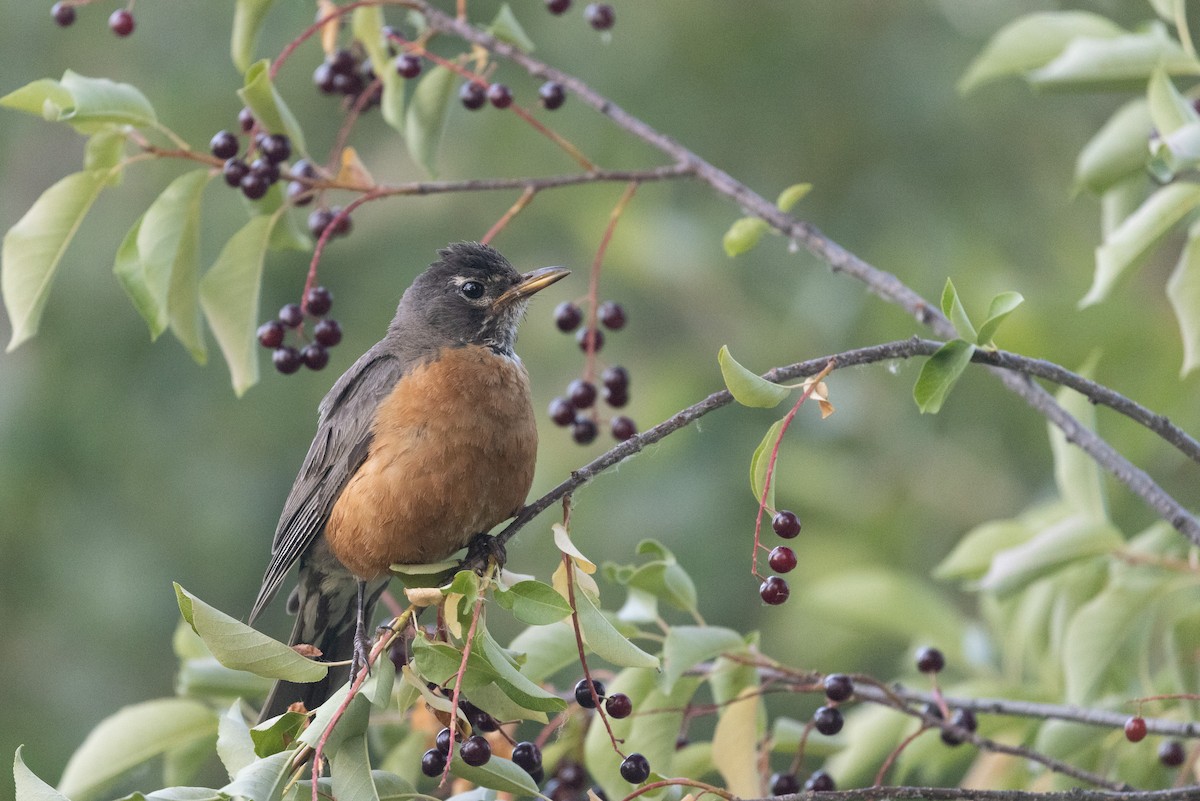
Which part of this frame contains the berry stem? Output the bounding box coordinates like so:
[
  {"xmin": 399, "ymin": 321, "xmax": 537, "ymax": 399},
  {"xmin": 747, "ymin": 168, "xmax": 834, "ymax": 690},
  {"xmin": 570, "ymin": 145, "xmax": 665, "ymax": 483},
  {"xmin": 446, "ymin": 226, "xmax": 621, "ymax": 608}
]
[
  {"xmin": 443, "ymin": 587, "xmax": 488, "ymax": 788},
  {"xmin": 561, "ymin": 547, "xmax": 624, "ymax": 757},
  {"xmin": 481, "ymin": 186, "xmax": 537, "ymax": 245},
  {"xmin": 270, "ymin": 0, "xmax": 392, "ymax": 80},
  {"xmin": 507, "ymin": 102, "xmax": 595, "ymax": 171},
  {"xmin": 302, "ymin": 189, "xmax": 383, "ymax": 314},
  {"xmin": 584, "ymin": 182, "xmax": 638, "ymax": 385},
  {"xmin": 616, "ymin": 778, "xmax": 734, "ymax": 801}
]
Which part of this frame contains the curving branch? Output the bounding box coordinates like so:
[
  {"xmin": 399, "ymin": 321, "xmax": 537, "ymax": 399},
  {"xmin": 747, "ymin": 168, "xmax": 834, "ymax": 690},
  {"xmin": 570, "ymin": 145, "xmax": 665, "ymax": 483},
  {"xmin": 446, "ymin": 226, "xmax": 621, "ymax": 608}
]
[{"xmin": 743, "ymin": 787, "xmax": 1200, "ymax": 801}]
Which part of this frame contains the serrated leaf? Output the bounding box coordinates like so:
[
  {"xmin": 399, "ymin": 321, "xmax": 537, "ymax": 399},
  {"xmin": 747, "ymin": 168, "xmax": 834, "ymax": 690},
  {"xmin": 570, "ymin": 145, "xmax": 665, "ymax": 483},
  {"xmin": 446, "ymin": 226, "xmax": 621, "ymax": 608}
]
[
  {"xmin": 977, "ymin": 516, "xmax": 1122, "ymax": 595},
  {"xmin": 913, "ymin": 339, "xmax": 974, "ymax": 414},
  {"xmin": 220, "ymin": 750, "xmax": 294, "ymax": 801},
  {"xmin": 3, "ymin": 169, "xmax": 112, "ymax": 351},
  {"xmin": 238, "ymin": 60, "xmax": 307, "ymax": 155},
  {"xmin": 749, "ymin": 418, "xmax": 785, "ymax": 509},
  {"xmin": 488, "ymin": 4, "xmax": 535, "ymax": 53},
  {"xmin": 175, "ymin": 583, "xmax": 327, "ymax": 681},
  {"xmin": 711, "ymin": 686, "xmax": 762, "ymax": 797},
  {"xmin": 940, "ymin": 278, "xmax": 977, "ymax": 342},
  {"xmin": 58, "ymin": 699, "xmax": 218, "ymax": 801},
  {"xmin": 1075, "ymin": 99, "xmax": 1153, "ymax": 194},
  {"xmin": 232, "ymin": 0, "xmax": 277, "ymax": 72},
  {"xmin": 199, "ymin": 214, "xmax": 279, "ymax": 395},
  {"xmin": 975, "ymin": 291, "xmax": 1024, "ymax": 346},
  {"xmin": 352, "ymin": 5, "xmax": 405, "ymax": 134},
  {"xmin": 14, "ymin": 747, "xmax": 70, "ymax": 801},
  {"xmin": 405, "ymin": 65, "xmax": 455, "ymax": 177},
  {"xmin": 722, "ymin": 216, "xmax": 769, "ymax": 257},
  {"xmin": 718, "ymin": 345, "xmax": 789, "ymax": 407},
  {"xmin": 1029, "ymin": 26, "xmax": 1200, "ymax": 91},
  {"xmin": 775, "ymin": 183, "xmax": 811, "ymax": 213},
  {"xmin": 574, "ymin": 587, "xmax": 659, "ymax": 669},
  {"xmin": 661, "ymin": 626, "xmax": 746, "ymax": 694},
  {"xmin": 496, "ymin": 580, "xmax": 572, "ymax": 625},
  {"xmin": 1168, "ymin": 222, "xmax": 1200, "ymax": 375},
  {"xmin": 450, "ymin": 753, "xmax": 540, "ymax": 796},
  {"xmin": 958, "ymin": 11, "xmax": 1124, "ymax": 93},
  {"xmin": 217, "ymin": 702, "xmax": 256, "ymax": 780}
]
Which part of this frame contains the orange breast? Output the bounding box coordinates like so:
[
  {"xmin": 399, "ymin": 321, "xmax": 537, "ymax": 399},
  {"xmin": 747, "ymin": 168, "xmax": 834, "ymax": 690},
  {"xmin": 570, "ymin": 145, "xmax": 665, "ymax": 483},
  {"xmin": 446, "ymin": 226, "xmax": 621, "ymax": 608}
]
[{"xmin": 325, "ymin": 346, "xmax": 538, "ymax": 579}]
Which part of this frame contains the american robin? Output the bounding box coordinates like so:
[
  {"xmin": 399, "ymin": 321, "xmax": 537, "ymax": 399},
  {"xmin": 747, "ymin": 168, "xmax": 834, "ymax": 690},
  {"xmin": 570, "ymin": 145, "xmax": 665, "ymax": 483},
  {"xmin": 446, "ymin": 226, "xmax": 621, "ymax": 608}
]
[{"xmin": 248, "ymin": 242, "xmax": 569, "ymax": 721}]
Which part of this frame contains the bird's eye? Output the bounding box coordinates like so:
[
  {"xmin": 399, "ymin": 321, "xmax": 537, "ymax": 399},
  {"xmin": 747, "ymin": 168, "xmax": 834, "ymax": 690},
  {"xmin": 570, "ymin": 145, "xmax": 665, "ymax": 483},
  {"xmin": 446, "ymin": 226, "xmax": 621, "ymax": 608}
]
[{"xmin": 460, "ymin": 280, "xmax": 485, "ymax": 300}]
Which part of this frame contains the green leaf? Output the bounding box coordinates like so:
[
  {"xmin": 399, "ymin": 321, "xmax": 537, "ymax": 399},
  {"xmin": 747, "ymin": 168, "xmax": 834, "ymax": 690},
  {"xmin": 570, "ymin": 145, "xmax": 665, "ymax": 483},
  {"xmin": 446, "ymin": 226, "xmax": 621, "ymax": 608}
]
[
  {"xmin": 574, "ymin": 586, "xmax": 659, "ymax": 669},
  {"xmin": 661, "ymin": 626, "xmax": 746, "ymax": 694},
  {"xmin": 1074, "ymin": 99, "xmax": 1153, "ymax": 194},
  {"xmin": 977, "ymin": 516, "xmax": 1122, "ymax": 595},
  {"xmin": 488, "ymin": 4, "xmax": 536, "ymax": 53},
  {"xmin": 722, "ymin": 217, "xmax": 769, "ymax": 257},
  {"xmin": 251, "ymin": 182, "xmax": 312, "ymax": 254},
  {"xmin": 238, "ymin": 60, "xmax": 307, "ymax": 154},
  {"xmin": 626, "ymin": 559, "xmax": 698, "ymax": 614},
  {"xmin": 718, "ymin": 345, "xmax": 789, "ymax": 407},
  {"xmin": 1147, "ymin": 69, "xmax": 1197, "ymax": 136},
  {"xmin": 165, "ymin": 733, "xmax": 216, "ymax": 788},
  {"xmin": 217, "ymin": 702, "xmax": 256, "ymax": 780},
  {"xmin": 232, "ymin": 0, "xmax": 278, "ymax": 73},
  {"xmin": 297, "ymin": 685, "xmax": 371, "ymax": 754},
  {"xmin": 352, "ymin": 5, "xmax": 405, "ymax": 134},
  {"xmin": 1, "ymin": 72, "xmax": 156, "ymax": 133},
  {"xmin": 496, "ymin": 580, "xmax": 572, "ymax": 625},
  {"xmin": 913, "ymin": 339, "xmax": 975, "ymax": 414},
  {"xmin": 199, "ymin": 214, "xmax": 279, "ymax": 395},
  {"xmin": 749, "ymin": 418, "xmax": 785, "ymax": 510},
  {"xmin": 145, "ymin": 790, "xmax": 225, "ymax": 801},
  {"xmin": 975, "ymin": 291, "xmax": 1024, "ymax": 346},
  {"xmin": 58, "ymin": 699, "xmax": 218, "ymax": 801},
  {"xmin": 3, "ymin": 169, "xmax": 113, "ymax": 351},
  {"xmin": 413, "ymin": 636, "xmax": 567, "ymax": 714},
  {"xmin": 508, "ymin": 621, "xmax": 579, "ymax": 683},
  {"xmin": 775, "ymin": 183, "xmax": 811, "ymax": 213},
  {"xmin": 175, "ymin": 583, "xmax": 327, "ymax": 681},
  {"xmin": 450, "ymin": 753, "xmax": 540, "ymax": 796},
  {"xmin": 475, "ymin": 629, "xmax": 568, "ymax": 713},
  {"xmin": 1029, "ymin": 25, "xmax": 1200, "ymax": 91},
  {"xmin": 331, "ymin": 733, "xmax": 381, "ymax": 801},
  {"xmin": 958, "ymin": 11, "xmax": 1124, "ymax": 93},
  {"xmin": 14, "ymin": 746, "xmax": 70, "ymax": 801},
  {"xmin": 0, "ymin": 78, "xmax": 73, "ymax": 119},
  {"xmin": 362, "ymin": 640, "xmax": 397, "ymax": 708},
  {"xmin": 84, "ymin": 129, "xmax": 128, "ymax": 174},
  {"xmin": 933, "ymin": 519, "xmax": 1034, "ymax": 581},
  {"xmin": 1048, "ymin": 357, "xmax": 1107, "ymax": 518},
  {"xmin": 1168, "ymin": 221, "xmax": 1200, "ymax": 375},
  {"xmin": 940, "ymin": 278, "xmax": 977, "ymax": 342},
  {"xmin": 221, "ymin": 750, "xmax": 294, "ymax": 801},
  {"xmin": 249, "ymin": 712, "xmax": 307, "ymax": 758},
  {"xmin": 711, "ymin": 686, "xmax": 763, "ymax": 797},
  {"xmin": 405, "ymin": 65, "xmax": 455, "ymax": 177},
  {"xmin": 176, "ymin": 655, "xmax": 273, "ymax": 699}
]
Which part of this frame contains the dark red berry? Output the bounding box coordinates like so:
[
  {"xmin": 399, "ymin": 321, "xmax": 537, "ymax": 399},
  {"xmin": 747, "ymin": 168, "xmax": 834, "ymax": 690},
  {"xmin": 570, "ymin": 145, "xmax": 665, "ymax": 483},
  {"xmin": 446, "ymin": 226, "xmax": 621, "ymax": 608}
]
[
  {"xmin": 823, "ymin": 674, "xmax": 853, "ymax": 703},
  {"xmin": 1125, "ymin": 716, "xmax": 1148, "ymax": 743},
  {"xmin": 278, "ymin": 303, "xmax": 304, "ymax": 328},
  {"xmin": 941, "ymin": 708, "xmax": 978, "ymax": 746},
  {"xmin": 210, "ymin": 131, "xmax": 239, "ymax": 160},
  {"xmin": 257, "ymin": 320, "xmax": 285, "ymax": 349},
  {"xmin": 546, "ymin": 0, "xmax": 571, "ymax": 13},
  {"xmin": 602, "ymin": 365, "xmax": 628, "ymax": 391},
  {"xmin": 329, "ymin": 48, "xmax": 357, "ymax": 75},
  {"xmin": 574, "ymin": 678, "xmax": 604, "ymax": 707},
  {"xmin": 332, "ymin": 71, "xmax": 363, "ymax": 97},
  {"xmin": 286, "ymin": 181, "xmax": 313, "ymax": 206},
  {"xmin": 813, "ymin": 705, "xmax": 843, "ymax": 736},
  {"xmin": 291, "ymin": 159, "xmax": 318, "ymax": 180},
  {"xmin": 305, "ymin": 286, "xmax": 333, "ymax": 316},
  {"xmin": 52, "ymin": 2, "xmax": 76, "ymax": 26},
  {"xmin": 313, "ymin": 62, "xmax": 337, "ymax": 94},
  {"xmin": 511, "ymin": 741, "xmax": 542, "ymax": 773},
  {"xmin": 470, "ymin": 707, "xmax": 499, "ymax": 732},
  {"xmin": 273, "ymin": 346, "xmax": 301, "ymax": 374},
  {"xmin": 759, "ymin": 576, "xmax": 790, "ymax": 605},
  {"xmin": 922, "ymin": 702, "xmax": 944, "ymax": 721},
  {"xmin": 435, "ymin": 727, "xmax": 452, "ymax": 755},
  {"xmin": 603, "ymin": 385, "xmax": 628, "ymax": 408},
  {"xmin": 605, "ymin": 692, "xmax": 632, "ymax": 718},
  {"xmin": 805, "ymin": 771, "xmax": 836, "ymax": 792},
  {"xmin": 916, "ymin": 647, "xmax": 945, "ymax": 674},
  {"xmin": 576, "ymin": 326, "xmax": 604, "ymax": 353},
  {"xmin": 487, "ymin": 83, "xmax": 513, "ymax": 109},
  {"xmin": 239, "ymin": 172, "xmax": 270, "ymax": 200},
  {"xmin": 768, "ymin": 546, "xmax": 797, "ymax": 574},
  {"xmin": 395, "ymin": 53, "xmax": 422, "ymax": 79},
  {"xmin": 222, "ymin": 158, "xmax": 250, "ymax": 188},
  {"xmin": 597, "ymin": 301, "xmax": 626, "ymax": 330},
  {"xmin": 772, "ymin": 510, "xmax": 801, "ymax": 538},
  {"xmin": 557, "ymin": 761, "xmax": 586, "ymax": 789},
  {"xmin": 619, "ymin": 753, "xmax": 650, "ymax": 784},
  {"xmin": 249, "ymin": 158, "xmax": 280, "ymax": 184},
  {"xmin": 108, "ymin": 8, "xmax": 134, "ymax": 36},
  {"xmin": 460, "ymin": 82, "xmax": 487, "ymax": 110},
  {"xmin": 584, "ymin": 3, "xmax": 615, "ymax": 30},
  {"xmin": 611, "ymin": 416, "xmax": 637, "ymax": 441},
  {"xmin": 308, "ymin": 208, "xmax": 335, "ymax": 238},
  {"xmin": 237, "ymin": 107, "xmax": 255, "ymax": 132},
  {"xmin": 328, "ymin": 207, "xmax": 353, "ymax": 237},
  {"xmin": 539, "ymin": 81, "xmax": 566, "ymax": 110},
  {"xmin": 567, "ymin": 379, "xmax": 597, "ymax": 409},
  {"xmin": 420, "ymin": 748, "xmax": 446, "ymax": 777},
  {"xmin": 572, "ymin": 416, "xmax": 598, "ymax": 445},
  {"xmin": 1159, "ymin": 739, "xmax": 1186, "ymax": 767},
  {"xmin": 300, "ymin": 343, "xmax": 329, "ymax": 371},
  {"xmin": 460, "ymin": 735, "xmax": 491, "ymax": 766},
  {"xmin": 387, "ymin": 636, "xmax": 408, "ymax": 672},
  {"xmin": 770, "ymin": 773, "xmax": 800, "ymax": 795},
  {"xmin": 313, "ymin": 318, "xmax": 342, "ymax": 347},
  {"xmin": 554, "ymin": 301, "xmax": 582, "ymax": 332},
  {"xmin": 549, "ymin": 397, "xmax": 575, "ymax": 426},
  {"xmin": 260, "ymin": 133, "xmax": 291, "ymax": 164}
]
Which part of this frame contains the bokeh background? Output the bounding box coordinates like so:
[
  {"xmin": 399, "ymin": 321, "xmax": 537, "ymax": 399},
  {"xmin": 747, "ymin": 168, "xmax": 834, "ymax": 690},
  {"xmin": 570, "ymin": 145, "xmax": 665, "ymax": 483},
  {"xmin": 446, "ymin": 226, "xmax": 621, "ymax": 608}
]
[{"xmin": 3, "ymin": 0, "xmax": 1197, "ymax": 794}]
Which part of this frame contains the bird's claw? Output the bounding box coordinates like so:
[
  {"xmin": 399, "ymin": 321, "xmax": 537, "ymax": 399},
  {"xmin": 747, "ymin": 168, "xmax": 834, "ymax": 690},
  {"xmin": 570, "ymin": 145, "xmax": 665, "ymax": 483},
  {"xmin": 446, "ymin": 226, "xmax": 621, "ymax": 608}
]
[{"xmin": 461, "ymin": 533, "xmax": 506, "ymax": 575}]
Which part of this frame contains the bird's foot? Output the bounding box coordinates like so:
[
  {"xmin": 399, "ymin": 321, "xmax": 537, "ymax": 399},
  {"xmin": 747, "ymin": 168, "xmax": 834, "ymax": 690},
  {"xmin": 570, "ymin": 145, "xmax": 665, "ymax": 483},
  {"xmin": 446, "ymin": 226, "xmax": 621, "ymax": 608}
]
[
  {"xmin": 350, "ymin": 630, "xmax": 372, "ymax": 684},
  {"xmin": 461, "ymin": 533, "xmax": 506, "ymax": 575}
]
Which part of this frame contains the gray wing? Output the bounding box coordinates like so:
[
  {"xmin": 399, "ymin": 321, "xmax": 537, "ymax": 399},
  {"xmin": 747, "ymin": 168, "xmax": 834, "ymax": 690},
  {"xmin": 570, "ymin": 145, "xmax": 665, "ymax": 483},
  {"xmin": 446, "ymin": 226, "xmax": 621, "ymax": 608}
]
[{"xmin": 248, "ymin": 342, "xmax": 408, "ymax": 623}]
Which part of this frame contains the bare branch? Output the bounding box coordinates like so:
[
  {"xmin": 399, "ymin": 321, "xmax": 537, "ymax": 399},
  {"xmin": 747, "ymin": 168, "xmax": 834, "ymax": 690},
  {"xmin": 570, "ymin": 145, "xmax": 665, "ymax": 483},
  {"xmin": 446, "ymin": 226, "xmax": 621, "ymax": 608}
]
[{"xmin": 744, "ymin": 786, "xmax": 1200, "ymax": 801}]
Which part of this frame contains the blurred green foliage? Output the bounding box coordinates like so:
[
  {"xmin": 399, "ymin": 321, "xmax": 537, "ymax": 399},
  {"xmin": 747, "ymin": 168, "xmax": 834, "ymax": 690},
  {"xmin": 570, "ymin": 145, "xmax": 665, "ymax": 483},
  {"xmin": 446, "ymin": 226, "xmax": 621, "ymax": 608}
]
[{"xmin": 3, "ymin": 0, "xmax": 1199, "ymax": 796}]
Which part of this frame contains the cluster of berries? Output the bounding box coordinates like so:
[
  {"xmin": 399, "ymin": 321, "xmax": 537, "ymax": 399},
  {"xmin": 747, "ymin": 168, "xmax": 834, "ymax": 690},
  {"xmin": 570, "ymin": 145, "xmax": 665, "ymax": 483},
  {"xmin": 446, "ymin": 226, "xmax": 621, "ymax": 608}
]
[
  {"xmin": 572, "ymin": 679, "xmax": 646, "ymax": 783},
  {"xmin": 51, "ymin": 3, "xmax": 134, "ymax": 36},
  {"xmin": 1124, "ymin": 715, "xmax": 1189, "ymax": 768},
  {"xmin": 770, "ymin": 770, "xmax": 836, "ymax": 794},
  {"xmin": 211, "ymin": 126, "xmax": 297, "ymax": 202},
  {"xmin": 256, "ymin": 287, "xmax": 343, "ymax": 374},
  {"xmin": 545, "ymin": 1, "xmax": 616, "ymax": 32},
  {"xmin": 313, "ymin": 47, "xmax": 382, "ymax": 110},
  {"xmin": 420, "ymin": 699, "xmax": 508, "ymax": 775},
  {"xmin": 549, "ymin": 301, "xmax": 634, "ymax": 444},
  {"xmin": 457, "ymin": 78, "xmax": 568, "ymax": 113},
  {"xmin": 913, "ymin": 647, "xmax": 981, "ymax": 746},
  {"xmin": 759, "ymin": 510, "xmax": 801, "ymax": 605}
]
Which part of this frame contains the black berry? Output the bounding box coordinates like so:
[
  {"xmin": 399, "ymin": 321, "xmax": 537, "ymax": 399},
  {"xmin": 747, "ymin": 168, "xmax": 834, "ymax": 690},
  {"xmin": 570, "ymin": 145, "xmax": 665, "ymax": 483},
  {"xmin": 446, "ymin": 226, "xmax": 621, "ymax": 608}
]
[
  {"xmin": 529, "ymin": 766, "xmax": 545, "ymax": 784},
  {"xmin": 460, "ymin": 734, "xmax": 491, "ymax": 766},
  {"xmin": 804, "ymin": 771, "xmax": 836, "ymax": 792},
  {"xmin": 546, "ymin": 0, "xmax": 571, "ymax": 13},
  {"xmin": 539, "ymin": 82, "xmax": 566, "ymax": 110},
  {"xmin": 487, "ymin": 83, "xmax": 513, "ymax": 109},
  {"xmin": 759, "ymin": 576, "xmax": 789, "ymax": 605},
  {"xmin": 813, "ymin": 705, "xmax": 843, "ymax": 736},
  {"xmin": 619, "ymin": 753, "xmax": 650, "ymax": 784},
  {"xmin": 584, "ymin": 3, "xmax": 615, "ymax": 30},
  {"xmin": 308, "ymin": 208, "xmax": 335, "ymax": 238},
  {"xmin": 313, "ymin": 63, "xmax": 337, "ymax": 94},
  {"xmin": 1159, "ymin": 739, "xmax": 1186, "ymax": 767},
  {"xmin": 287, "ymin": 181, "xmax": 313, "ymax": 206},
  {"xmin": 239, "ymin": 172, "xmax": 270, "ymax": 200},
  {"xmin": 915, "ymin": 647, "xmax": 945, "ymax": 674},
  {"xmin": 823, "ymin": 673, "xmax": 853, "ymax": 703},
  {"xmin": 557, "ymin": 761, "xmax": 586, "ymax": 789},
  {"xmin": 260, "ymin": 133, "xmax": 291, "ymax": 164},
  {"xmin": 291, "ymin": 159, "xmax": 318, "ymax": 180},
  {"xmin": 603, "ymin": 385, "xmax": 628, "ymax": 408},
  {"xmin": 611, "ymin": 416, "xmax": 637, "ymax": 441},
  {"xmin": 567, "ymin": 379, "xmax": 597, "ymax": 409},
  {"xmin": 387, "ymin": 636, "xmax": 408, "ymax": 672},
  {"xmin": 435, "ymin": 727, "xmax": 452, "ymax": 755},
  {"xmin": 249, "ymin": 157, "xmax": 280, "ymax": 184},
  {"xmin": 237, "ymin": 107, "xmax": 255, "ymax": 132},
  {"xmin": 273, "ymin": 346, "xmax": 302, "ymax": 374},
  {"xmin": 328, "ymin": 207, "xmax": 353, "ymax": 237},
  {"xmin": 576, "ymin": 326, "xmax": 604, "ymax": 353},
  {"xmin": 222, "ymin": 158, "xmax": 250, "ymax": 188},
  {"xmin": 470, "ymin": 707, "xmax": 499, "ymax": 732},
  {"xmin": 605, "ymin": 692, "xmax": 632, "ymax": 718},
  {"xmin": 768, "ymin": 546, "xmax": 797, "ymax": 573},
  {"xmin": 549, "ymin": 397, "xmax": 575, "ymax": 426},
  {"xmin": 597, "ymin": 301, "xmax": 626, "ymax": 330},
  {"xmin": 574, "ymin": 678, "xmax": 604, "ymax": 708},
  {"xmin": 395, "ymin": 53, "xmax": 422, "ymax": 79},
  {"xmin": 329, "ymin": 48, "xmax": 357, "ymax": 75},
  {"xmin": 278, "ymin": 303, "xmax": 304, "ymax": 328},
  {"xmin": 257, "ymin": 320, "xmax": 285, "ymax": 349},
  {"xmin": 305, "ymin": 286, "xmax": 333, "ymax": 316},
  {"xmin": 602, "ymin": 365, "xmax": 629, "ymax": 391},
  {"xmin": 511, "ymin": 741, "xmax": 542, "ymax": 774},
  {"xmin": 301, "ymin": 343, "xmax": 329, "ymax": 371},
  {"xmin": 554, "ymin": 301, "xmax": 582, "ymax": 332},
  {"xmin": 572, "ymin": 416, "xmax": 598, "ymax": 444},
  {"xmin": 52, "ymin": 2, "xmax": 76, "ymax": 26},
  {"xmin": 313, "ymin": 318, "xmax": 342, "ymax": 347},
  {"xmin": 769, "ymin": 773, "xmax": 800, "ymax": 795},
  {"xmin": 941, "ymin": 708, "xmax": 977, "ymax": 746},
  {"xmin": 459, "ymin": 82, "xmax": 486, "ymax": 110},
  {"xmin": 772, "ymin": 510, "xmax": 801, "ymax": 538},
  {"xmin": 108, "ymin": 8, "xmax": 134, "ymax": 36},
  {"xmin": 420, "ymin": 748, "xmax": 446, "ymax": 777},
  {"xmin": 209, "ymin": 131, "xmax": 239, "ymax": 160},
  {"xmin": 1125, "ymin": 716, "xmax": 1148, "ymax": 743}
]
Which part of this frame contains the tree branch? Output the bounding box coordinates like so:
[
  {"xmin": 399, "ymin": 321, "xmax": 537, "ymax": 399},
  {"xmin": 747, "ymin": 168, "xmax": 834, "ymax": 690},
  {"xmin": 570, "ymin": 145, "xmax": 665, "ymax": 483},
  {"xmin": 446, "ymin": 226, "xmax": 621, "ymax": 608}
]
[{"xmin": 744, "ymin": 787, "xmax": 1200, "ymax": 801}]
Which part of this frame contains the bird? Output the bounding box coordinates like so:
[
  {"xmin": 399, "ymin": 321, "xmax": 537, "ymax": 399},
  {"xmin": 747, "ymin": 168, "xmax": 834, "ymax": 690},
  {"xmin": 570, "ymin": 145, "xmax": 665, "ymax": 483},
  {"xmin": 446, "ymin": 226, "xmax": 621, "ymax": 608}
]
[{"xmin": 248, "ymin": 242, "xmax": 569, "ymax": 722}]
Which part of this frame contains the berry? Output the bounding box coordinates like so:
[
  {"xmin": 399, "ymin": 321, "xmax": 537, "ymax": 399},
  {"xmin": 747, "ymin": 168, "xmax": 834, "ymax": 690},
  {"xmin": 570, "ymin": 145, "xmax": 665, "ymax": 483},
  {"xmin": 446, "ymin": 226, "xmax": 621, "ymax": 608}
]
[
  {"xmin": 329, "ymin": 48, "xmax": 358, "ymax": 75},
  {"xmin": 313, "ymin": 62, "xmax": 337, "ymax": 94},
  {"xmin": 291, "ymin": 159, "xmax": 318, "ymax": 180},
  {"xmin": 210, "ymin": 131, "xmax": 239, "ymax": 160},
  {"xmin": 460, "ymin": 734, "xmax": 491, "ymax": 766},
  {"xmin": 237, "ymin": 107, "xmax": 255, "ymax": 132},
  {"xmin": 511, "ymin": 741, "xmax": 542, "ymax": 773},
  {"xmin": 222, "ymin": 158, "xmax": 250, "ymax": 188},
  {"xmin": 915, "ymin": 647, "xmax": 945, "ymax": 674},
  {"xmin": 435, "ymin": 727, "xmax": 452, "ymax": 755},
  {"xmin": 301, "ymin": 344, "xmax": 329, "ymax": 371},
  {"xmin": 460, "ymin": 82, "xmax": 487, "ymax": 110},
  {"xmin": 313, "ymin": 318, "xmax": 343, "ymax": 347},
  {"xmin": 567, "ymin": 379, "xmax": 597, "ymax": 409},
  {"xmin": 257, "ymin": 320, "xmax": 285, "ymax": 349},
  {"xmin": 823, "ymin": 673, "xmax": 854, "ymax": 703},
  {"xmin": 305, "ymin": 286, "xmax": 333, "ymax": 316},
  {"xmin": 546, "ymin": 0, "xmax": 571, "ymax": 13},
  {"xmin": 922, "ymin": 702, "xmax": 944, "ymax": 721},
  {"xmin": 619, "ymin": 753, "xmax": 650, "ymax": 784},
  {"xmin": 605, "ymin": 692, "xmax": 632, "ymax": 718},
  {"xmin": 249, "ymin": 157, "xmax": 280, "ymax": 184},
  {"xmin": 813, "ymin": 705, "xmax": 843, "ymax": 736},
  {"xmin": 597, "ymin": 301, "xmax": 626, "ymax": 330},
  {"xmin": 395, "ymin": 53, "xmax": 422, "ymax": 79},
  {"xmin": 1125, "ymin": 716, "xmax": 1148, "ymax": 743},
  {"xmin": 287, "ymin": 181, "xmax": 313, "ymax": 206},
  {"xmin": 759, "ymin": 576, "xmax": 790, "ymax": 605},
  {"xmin": 804, "ymin": 771, "xmax": 836, "ymax": 792},
  {"xmin": 941, "ymin": 708, "xmax": 978, "ymax": 746},
  {"xmin": 572, "ymin": 416, "xmax": 598, "ymax": 445},
  {"xmin": 239, "ymin": 172, "xmax": 270, "ymax": 200},
  {"xmin": 539, "ymin": 81, "xmax": 566, "ymax": 110},
  {"xmin": 278, "ymin": 303, "xmax": 304, "ymax": 328},
  {"xmin": 576, "ymin": 326, "xmax": 604, "ymax": 353},
  {"xmin": 487, "ymin": 83, "xmax": 513, "ymax": 109},
  {"xmin": 308, "ymin": 208, "xmax": 335, "ymax": 238},
  {"xmin": 768, "ymin": 546, "xmax": 797, "ymax": 574},
  {"xmin": 769, "ymin": 773, "xmax": 800, "ymax": 795},
  {"xmin": 108, "ymin": 8, "xmax": 134, "ymax": 36},
  {"xmin": 529, "ymin": 766, "xmax": 545, "ymax": 784},
  {"xmin": 1159, "ymin": 739, "xmax": 1186, "ymax": 767},
  {"xmin": 549, "ymin": 397, "xmax": 575, "ymax": 426},
  {"xmin": 602, "ymin": 365, "xmax": 629, "ymax": 391},
  {"xmin": 603, "ymin": 385, "xmax": 629, "ymax": 408},
  {"xmin": 470, "ymin": 707, "xmax": 499, "ymax": 732},
  {"xmin": 772, "ymin": 510, "xmax": 801, "ymax": 538},
  {"xmin": 585, "ymin": 3, "xmax": 615, "ymax": 30},
  {"xmin": 611, "ymin": 416, "xmax": 637, "ymax": 441},
  {"xmin": 52, "ymin": 2, "xmax": 76, "ymax": 27},
  {"xmin": 273, "ymin": 346, "xmax": 302, "ymax": 375},
  {"xmin": 554, "ymin": 301, "xmax": 582, "ymax": 332},
  {"xmin": 328, "ymin": 207, "xmax": 353, "ymax": 237},
  {"xmin": 556, "ymin": 761, "xmax": 586, "ymax": 789},
  {"xmin": 387, "ymin": 636, "xmax": 408, "ymax": 672},
  {"xmin": 260, "ymin": 133, "xmax": 291, "ymax": 164},
  {"xmin": 420, "ymin": 748, "xmax": 446, "ymax": 777},
  {"xmin": 574, "ymin": 677, "xmax": 604, "ymax": 708}
]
